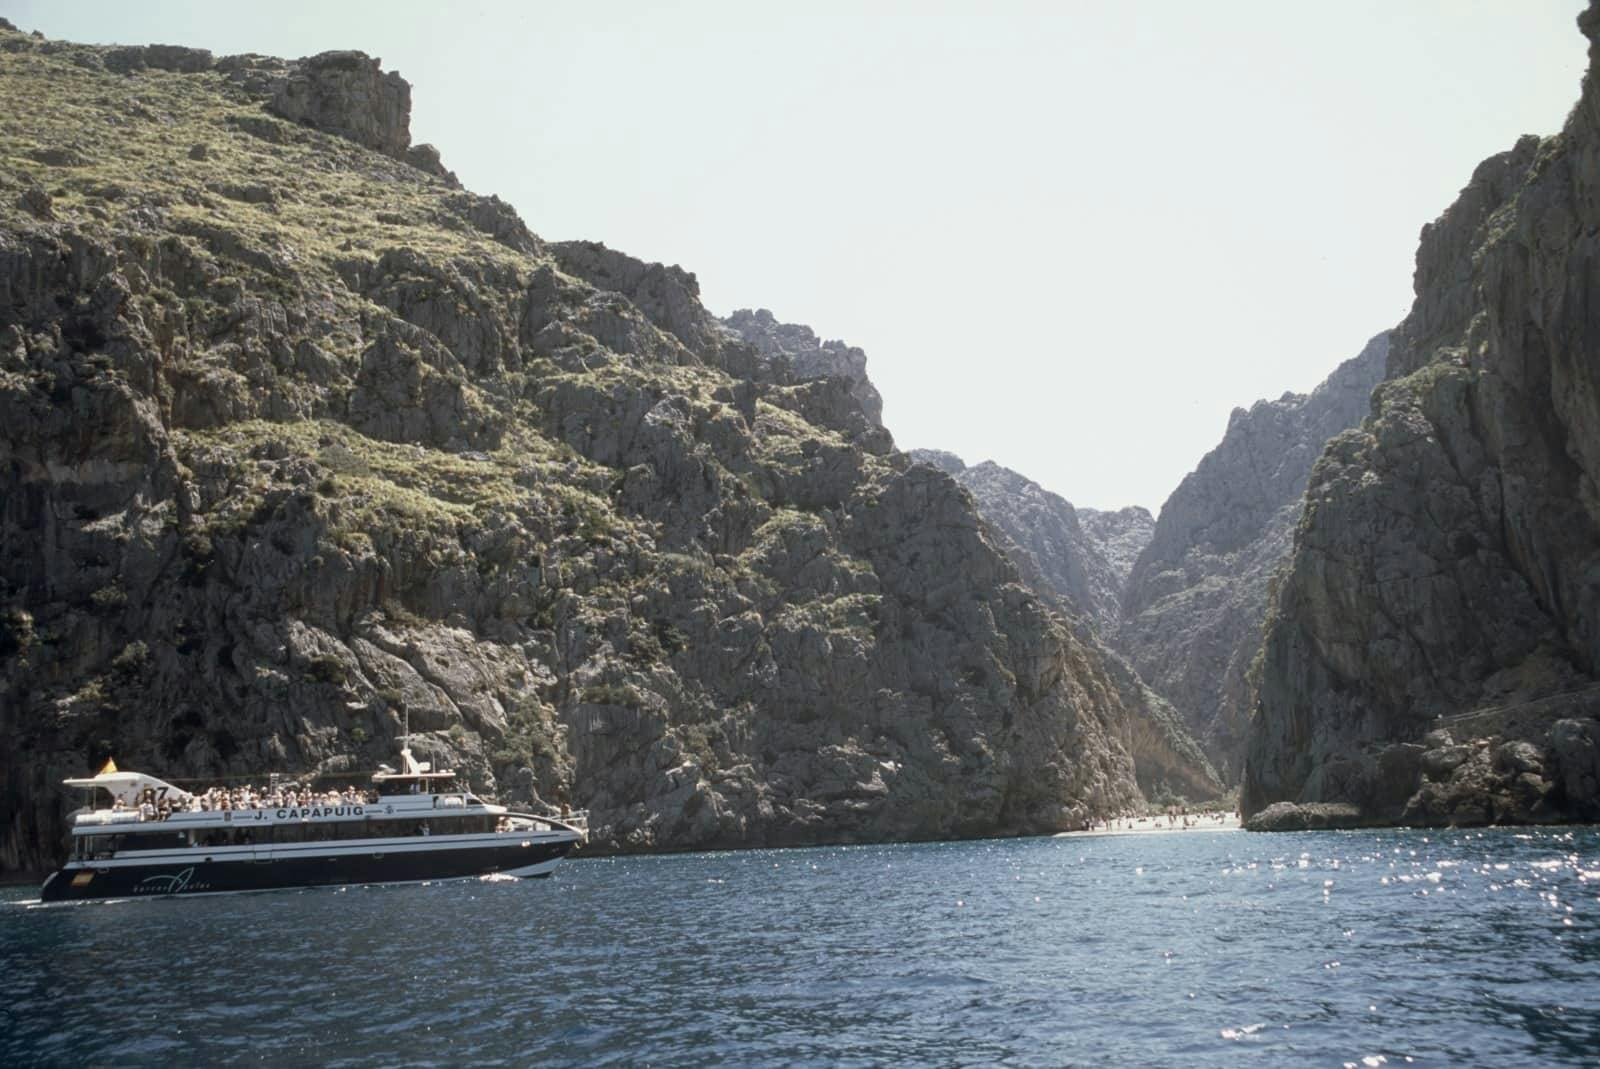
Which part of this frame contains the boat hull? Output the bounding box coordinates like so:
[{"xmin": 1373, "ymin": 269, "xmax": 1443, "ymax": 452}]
[{"xmin": 39, "ymin": 836, "xmax": 576, "ymax": 903}]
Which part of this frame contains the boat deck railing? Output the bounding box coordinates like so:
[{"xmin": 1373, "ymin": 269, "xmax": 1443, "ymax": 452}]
[{"xmin": 512, "ymin": 810, "xmax": 588, "ymax": 839}]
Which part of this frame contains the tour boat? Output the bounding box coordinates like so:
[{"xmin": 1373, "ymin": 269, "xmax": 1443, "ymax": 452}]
[{"xmin": 38, "ymin": 745, "xmax": 585, "ymax": 903}]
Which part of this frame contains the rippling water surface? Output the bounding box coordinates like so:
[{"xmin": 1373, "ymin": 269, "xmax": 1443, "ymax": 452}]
[{"xmin": 4, "ymin": 826, "xmax": 1600, "ymax": 1066}]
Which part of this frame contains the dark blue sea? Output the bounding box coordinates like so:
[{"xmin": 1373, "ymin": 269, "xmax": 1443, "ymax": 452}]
[{"xmin": 4, "ymin": 826, "xmax": 1599, "ymax": 1067}]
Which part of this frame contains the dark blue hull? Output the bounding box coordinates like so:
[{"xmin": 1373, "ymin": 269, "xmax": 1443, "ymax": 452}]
[{"xmin": 39, "ymin": 838, "xmax": 575, "ymax": 902}]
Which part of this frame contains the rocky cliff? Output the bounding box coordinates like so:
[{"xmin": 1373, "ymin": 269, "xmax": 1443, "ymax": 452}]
[
  {"xmin": 722, "ymin": 308, "xmax": 885, "ymax": 428},
  {"xmin": 1241, "ymin": 3, "xmax": 1600, "ymax": 828},
  {"xmin": 1121, "ymin": 333, "xmax": 1390, "ymax": 779},
  {"xmin": 1078, "ymin": 506, "xmax": 1156, "ymax": 592},
  {"xmin": 0, "ymin": 25, "xmax": 1194, "ymax": 875},
  {"xmin": 910, "ymin": 454, "xmax": 1147, "ymax": 633},
  {"xmin": 906, "ymin": 451, "xmax": 1219, "ymax": 801}
]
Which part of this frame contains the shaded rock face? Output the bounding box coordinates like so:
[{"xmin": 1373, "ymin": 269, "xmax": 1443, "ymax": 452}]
[
  {"xmin": 0, "ymin": 26, "xmax": 1161, "ymax": 875},
  {"xmin": 722, "ymin": 308, "xmax": 885, "ymax": 427},
  {"xmin": 1242, "ymin": 3, "xmax": 1600, "ymax": 827},
  {"xmin": 905, "ymin": 451, "xmax": 1220, "ymax": 802},
  {"xmin": 1120, "ymin": 332, "xmax": 1389, "ymax": 779}
]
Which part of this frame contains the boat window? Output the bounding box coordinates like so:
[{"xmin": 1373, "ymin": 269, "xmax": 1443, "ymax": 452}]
[
  {"xmin": 288, "ymin": 821, "xmax": 367, "ymax": 843},
  {"xmin": 116, "ymin": 831, "xmax": 188, "ymax": 852}
]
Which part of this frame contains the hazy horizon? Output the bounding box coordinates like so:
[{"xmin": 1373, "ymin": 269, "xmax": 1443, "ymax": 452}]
[{"xmin": 6, "ymin": 0, "xmax": 1588, "ymax": 511}]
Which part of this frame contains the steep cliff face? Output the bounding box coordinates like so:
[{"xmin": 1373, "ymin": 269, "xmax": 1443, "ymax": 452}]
[
  {"xmin": 905, "ymin": 451, "xmax": 1219, "ymax": 801},
  {"xmin": 0, "ymin": 27, "xmax": 1161, "ymax": 875},
  {"xmin": 1121, "ymin": 334, "xmax": 1390, "ymax": 778},
  {"xmin": 1242, "ymin": 4, "xmax": 1600, "ymax": 828}
]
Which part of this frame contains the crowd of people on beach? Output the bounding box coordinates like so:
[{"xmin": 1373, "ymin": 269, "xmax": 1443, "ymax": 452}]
[
  {"xmin": 117, "ymin": 783, "xmax": 375, "ymax": 821},
  {"xmin": 1089, "ymin": 807, "xmax": 1238, "ymax": 832}
]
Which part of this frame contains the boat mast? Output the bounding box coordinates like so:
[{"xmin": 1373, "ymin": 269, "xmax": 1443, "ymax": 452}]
[{"xmin": 400, "ymin": 700, "xmax": 412, "ymax": 774}]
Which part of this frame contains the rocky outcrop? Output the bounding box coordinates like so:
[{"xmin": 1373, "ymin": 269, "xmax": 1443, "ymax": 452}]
[
  {"xmin": 723, "ymin": 308, "xmax": 885, "ymax": 427},
  {"xmin": 0, "ymin": 25, "xmax": 1171, "ymax": 876},
  {"xmin": 0, "ymin": 32, "xmax": 454, "ymax": 185},
  {"xmin": 908, "ymin": 449, "xmax": 965, "ymax": 477},
  {"xmin": 1241, "ymin": 3, "xmax": 1600, "ymax": 827},
  {"xmin": 103, "ymin": 44, "xmax": 215, "ymax": 74},
  {"xmin": 1242, "ymin": 801, "xmax": 1370, "ymax": 832},
  {"xmin": 1120, "ymin": 333, "xmax": 1389, "ymax": 778},
  {"xmin": 266, "ymin": 50, "xmax": 410, "ymax": 157}
]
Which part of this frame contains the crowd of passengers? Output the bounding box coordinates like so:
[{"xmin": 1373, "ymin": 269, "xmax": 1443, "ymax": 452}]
[{"xmin": 117, "ymin": 784, "xmax": 378, "ymax": 821}]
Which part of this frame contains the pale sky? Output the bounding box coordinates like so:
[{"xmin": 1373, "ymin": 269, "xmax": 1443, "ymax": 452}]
[{"xmin": 7, "ymin": 1, "xmax": 1588, "ymax": 511}]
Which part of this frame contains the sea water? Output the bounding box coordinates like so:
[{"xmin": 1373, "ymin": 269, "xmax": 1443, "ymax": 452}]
[{"xmin": 3, "ymin": 826, "xmax": 1598, "ymax": 1066}]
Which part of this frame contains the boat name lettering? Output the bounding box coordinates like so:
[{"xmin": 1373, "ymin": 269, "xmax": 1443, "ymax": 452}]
[
  {"xmin": 135, "ymin": 866, "xmax": 210, "ymax": 894},
  {"xmin": 266, "ymin": 805, "xmax": 366, "ymax": 820}
]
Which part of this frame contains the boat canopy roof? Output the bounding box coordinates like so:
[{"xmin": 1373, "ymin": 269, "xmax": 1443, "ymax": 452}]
[{"xmin": 62, "ymin": 770, "xmax": 193, "ymax": 806}]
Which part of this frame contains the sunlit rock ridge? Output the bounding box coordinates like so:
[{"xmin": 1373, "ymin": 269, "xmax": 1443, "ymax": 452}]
[
  {"xmin": 1242, "ymin": 1, "xmax": 1600, "ymax": 829},
  {"xmin": 0, "ymin": 21, "xmax": 1214, "ymax": 874}
]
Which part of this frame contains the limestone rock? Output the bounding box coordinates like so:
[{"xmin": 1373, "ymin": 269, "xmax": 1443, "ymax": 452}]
[
  {"xmin": 407, "ymin": 143, "xmax": 460, "ymax": 188},
  {"xmin": 552, "ymin": 240, "xmax": 722, "ymax": 358},
  {"xmin": 1243, "ymin": 2, "xmax": 1600, "ymax": 828},
  {"xmin": 1243, "ymin": 801, "xmax": 1369, "ymax": 832},
  {"xmin": 723, "ymin": 308, "xmax": 885, "ymax": 427},
  {"xmin": 1078, "ymin": 506, "xmax": 1156, "ymax": 589},
  {"xmin": 103, "ymin": 44, "xmax": 214, "ymax": 74},
  {"xmin": 268, "ymin": 50, "xmax": 412, "ymax": 158},
  {"xmin": 17, "ymin": 184, "xmax": 52, "ymax": 221},
  {"xmin": 908, "ymin": 448, "xmax": 965, "ymax": 477}
]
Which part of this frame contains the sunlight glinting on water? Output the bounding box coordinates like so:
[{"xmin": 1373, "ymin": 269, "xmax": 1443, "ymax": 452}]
[{"xmin": 3, "ymin": 826, "xmax": 1598, "ymax": 1067}]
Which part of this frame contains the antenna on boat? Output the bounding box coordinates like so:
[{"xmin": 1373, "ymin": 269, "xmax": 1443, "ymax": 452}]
[{"xmin": 397, "ymin": 699, "xmax": 424, "ymax": 778}]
